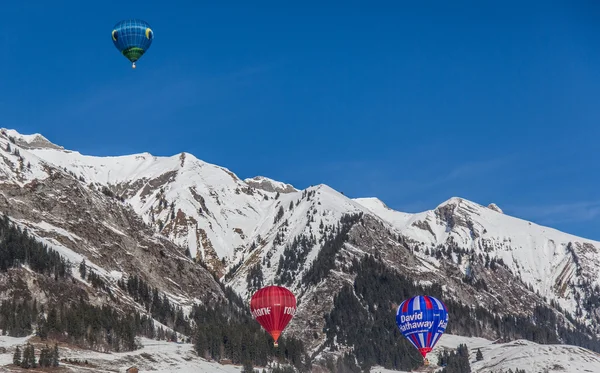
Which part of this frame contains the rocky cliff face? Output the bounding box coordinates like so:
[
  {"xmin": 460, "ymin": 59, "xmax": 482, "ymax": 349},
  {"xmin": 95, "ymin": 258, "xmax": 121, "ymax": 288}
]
[{"xmin": 2, "ymin": 127, "xmax": 600, "ymax": 371}]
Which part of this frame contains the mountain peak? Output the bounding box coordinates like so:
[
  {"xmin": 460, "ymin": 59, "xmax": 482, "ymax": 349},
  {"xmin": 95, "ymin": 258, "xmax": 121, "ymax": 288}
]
[
  {"xmin": 353, "ymin": 197, "xmax": 391, "ymax": 210},
  {"xmin": 1, "ymin": 128, "xmax": 63, "ymax": 150},
  {"xmin": 244, "ymin": 176, "xmax": 297, "ymax": 194},
  {"xmin": 3, "ymin": 127, "xmax": 600, "ymax": 372},
  {"xmin": 487, "ymin": 202, "xmax": 503, "ymax": 214},
  {"xmin": 437, "ymin": 196, "xmax": 467, "ymax": 208}
]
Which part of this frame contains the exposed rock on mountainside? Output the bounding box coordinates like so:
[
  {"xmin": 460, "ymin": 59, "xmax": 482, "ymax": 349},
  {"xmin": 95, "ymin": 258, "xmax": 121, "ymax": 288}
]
[
  {"xmin": 245, "ymin": 176, "xmax": 298, "ymax": 194},
  {"xmin": 487, "ymin": 203, "xmax": 503, "ymax": 214},
  {"xmin": 2, "ymin": 127, "xmax": 600, "ymax": 372}
]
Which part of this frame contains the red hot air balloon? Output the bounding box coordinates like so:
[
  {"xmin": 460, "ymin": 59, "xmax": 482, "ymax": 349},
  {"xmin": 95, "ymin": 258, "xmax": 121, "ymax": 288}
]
[{"xmin": 250, "ymin": 285, "xmax": 297, "ymax": 347}]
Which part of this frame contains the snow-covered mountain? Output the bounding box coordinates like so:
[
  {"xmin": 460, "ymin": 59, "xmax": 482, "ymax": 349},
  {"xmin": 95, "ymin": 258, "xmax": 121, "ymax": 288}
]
[
  {"xmin": 355, "ymin": 195, "xmax": 600, "ymax": 319},
  {"xmin": 2, "ymin": 127, "xmax": 600, "ymax": 372}
]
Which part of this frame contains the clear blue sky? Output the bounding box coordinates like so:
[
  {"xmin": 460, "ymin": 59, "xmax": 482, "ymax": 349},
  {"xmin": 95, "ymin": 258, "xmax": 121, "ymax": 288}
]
[{"xmin": 1, "ymin": 1, "xmax": 599, "ymax": 240}]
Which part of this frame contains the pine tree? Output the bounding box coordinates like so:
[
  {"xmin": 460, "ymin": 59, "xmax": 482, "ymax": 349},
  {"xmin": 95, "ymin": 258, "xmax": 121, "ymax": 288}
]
[
  {"xmin": 476, "ymin": 348, "xmax": 483, "ymax": 361},
  {"xmin": 274, "ymin": 206, "xmax": 284, "ymax": 223},
  {"xmin": 12, "ymin": 345, "xmax": 21, "ymax": 366},
  {"xmin": 30, "ymin": 343, "xmax": 37, "ymax": 368},
  {"xmin": 20, "ymin": 344, "xmax": 28, "ymax": 368},
  {"xmin": 21, "ymin": 343, "xmax": 35, "ymax": 368},
  {"xmin": 242, "ymin": 360, "xmax": 255, "ymax": 373},
  {"xmin": 79, "ymin": 259, "xmax": 86, "ymax": 279},
  {"xmin": 39, "ymin": 345, "xmax": 48, "ymax": 367},
  {"xmin": 52, "ymin": 343, "xmax": 60, "ymax": 367}
]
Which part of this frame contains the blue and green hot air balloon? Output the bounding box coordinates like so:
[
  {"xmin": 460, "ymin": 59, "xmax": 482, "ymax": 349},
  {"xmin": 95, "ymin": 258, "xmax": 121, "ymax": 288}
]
[{"xmin": 111, "ymin": 19, "xmax": 154, "ymax": 68}]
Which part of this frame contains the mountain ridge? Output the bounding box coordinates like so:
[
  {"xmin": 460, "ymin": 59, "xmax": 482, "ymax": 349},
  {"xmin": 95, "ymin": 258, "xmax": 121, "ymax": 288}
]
[{"xmin": 2, "ymin": 126, "xmax": 600, "ymax": 372}]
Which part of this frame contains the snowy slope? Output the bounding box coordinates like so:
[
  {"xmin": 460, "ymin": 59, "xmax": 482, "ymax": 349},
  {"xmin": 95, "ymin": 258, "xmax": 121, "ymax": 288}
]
[
  {"xmin": 225, "ymin": 184, "xmax": 368, "ymax": 299},
  {"xmin": 5, "ymin": 127, "xmax": 600, "ymax": 315},
  {"xmin": 14, "ymin": 136, "xmax": 284, "ymax": 270},
  {"xmin": 431, "ymin": 334, "xmax": 600, "ymax": 373},
  {"xmin": 5, "ymin": 127, "xmax": 600, "ymax": 366},
  {"xmin": 354, "ymin": 196, "xmax": 600, "ymax": 320},
  {"xmin": 370, "ymin": 334, "xmax": 600, "ymax": 373},
  {"xmin": 0, "ymin": 128, "xmax": 226, "ymax": 322},
  {"xmin": 3, "ymin": 333, "xmax": 599, "ymax": 373},
  {"xmin": 0, "ymin": 336, "xmax": 257, "ymax": 372}
]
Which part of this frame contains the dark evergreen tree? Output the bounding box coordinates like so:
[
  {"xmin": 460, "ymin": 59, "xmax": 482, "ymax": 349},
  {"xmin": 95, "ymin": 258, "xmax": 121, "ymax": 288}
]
[
  {"xmin": 274, "ymin": 206, "xmax": 284, "ymax": 224},
  {"xmin": 12, "ymin": 345, "xmax": 20, "ymax": 366},
  {"xmin": 21, "ymin": 342, "xmax": 36, "ymax": 368},
  {"xmin": 439, "ymin": 344, "xmax": 470, "ymax": 373},
  {"xmin": 476, "ymin": 348, "xmax": 483, "ymax": 361},
  {"xmin": 246, "ymin": 262, "xmax": 264, "ymax": 293},
  {"xmin": 39, "ymin": 344, "xmax": 51, "ymax": 367},
  {"xmin": 79, "ymin": 259, "xmax": 87, "ymax": 279},
  {"xmin": 242, "ymin": 360, "xmax": 255, "ymax": 373},
  {"xmin": 52, "ymin": 343, "xmax": 60, "ymax": 367}
]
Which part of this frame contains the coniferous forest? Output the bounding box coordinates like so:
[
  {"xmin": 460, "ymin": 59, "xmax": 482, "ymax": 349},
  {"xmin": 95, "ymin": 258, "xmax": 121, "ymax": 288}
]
[
  {"xmin": 0, "ymin": 214, "xmax": 309, "ymax": 371},
  {"xmin": 323, "ymin": 253, "xmax": 600, "ymax": 372},
  {"xmin": 0, "ymin": 208, "xmax": 598, "ymax": 372},
  {"xmin": 0, "ymin": 214, "xmax": 70, "ymax": 276},
  {"xmin": 191, "ymin": 287, "xmax": 311, "ymax": 372},
  {"xmin": 437, "ymin": 344, "xmax": 471, "ymax": 373},
  {"xmin": 12, "ymin": 342, "xmax": 60, "ymax": 369}
]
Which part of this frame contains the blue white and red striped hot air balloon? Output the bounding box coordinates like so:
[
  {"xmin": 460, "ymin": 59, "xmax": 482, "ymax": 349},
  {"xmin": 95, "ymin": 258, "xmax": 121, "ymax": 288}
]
[{"xmin": 396, "ymin": 295, "xmax": 448, "ymax": 361}]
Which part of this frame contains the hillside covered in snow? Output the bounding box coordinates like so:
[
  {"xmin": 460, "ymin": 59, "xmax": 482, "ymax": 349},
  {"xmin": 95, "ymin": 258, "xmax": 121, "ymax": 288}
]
[
  {"xmin": 2, "ymin": 332, "xmax": 600, "ymax": 373},
  {"xmin": 2, "ymin": 127, "xmax": 600, "ymax": 372}
]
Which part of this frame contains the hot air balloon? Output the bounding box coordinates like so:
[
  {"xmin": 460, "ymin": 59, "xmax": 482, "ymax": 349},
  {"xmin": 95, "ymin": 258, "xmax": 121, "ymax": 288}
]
[
  {"xmin": 250, "ymin": 285, "xmax": 297, "ymax": 347},
  {"xmin": 111, "ymin": 19, "xmax": 154, "ymax": 68},
  {"xmin": 396, "ymin": 295, "xmax": 448, "ymax": 365}
]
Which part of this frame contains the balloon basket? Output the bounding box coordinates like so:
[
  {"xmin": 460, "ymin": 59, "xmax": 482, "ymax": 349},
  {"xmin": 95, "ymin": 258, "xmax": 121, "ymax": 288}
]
[{"xmin": 273, "ymin": 342, "xmax": 279, "ymax": 348}]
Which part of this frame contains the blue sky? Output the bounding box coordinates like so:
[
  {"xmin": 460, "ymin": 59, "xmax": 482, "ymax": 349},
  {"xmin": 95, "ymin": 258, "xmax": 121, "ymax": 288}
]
[{"xmin": 1, "ymin": 1, "xmax": 599, "ymax": 240}]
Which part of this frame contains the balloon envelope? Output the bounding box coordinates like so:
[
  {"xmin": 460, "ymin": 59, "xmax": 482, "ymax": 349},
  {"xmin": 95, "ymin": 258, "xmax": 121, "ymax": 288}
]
[
  {"xmin": 250, "ymin": 285, "xmax": 297, "ymax": 346},
  {"xmin": 396, "ymin": 295, "xmax": 448, "ymax": 358},
  {"xmin": 111, "ymin": 19, "xmax": 154, "ymax": 66}
]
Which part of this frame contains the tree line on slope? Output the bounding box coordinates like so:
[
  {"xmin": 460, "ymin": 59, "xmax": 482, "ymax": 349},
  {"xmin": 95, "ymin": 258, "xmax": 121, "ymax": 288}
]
[
  {"xmin": 12, "ymin": 342, "xmax": 60, "ymax": 369},
  {"xmin": 0, "ymin": 214, "xmax": 70, "ymax": 277},
  {"xmin": 115, "ymin": 272, "xmax": 192, "ymax": 337},
  {"xmin": 191, "ymin": 297, "xmax": 310, "ymax": 371},
  {"xmin": 0, "ymin": 295, "xmax": 156, "ymax": 351},
  {"xmin": 114, "ymin": 268, "xmax": 312, "ymax": 371},
  {"xmin": 301, "ymin": 212, "xmax": 363, "ymax": 286},
  {"xmin": 323, "ymin": 253, "xmax": 600, "ymax": 372},
  {"xmin": 0, "ymin": 214, "xmax": 309, "ymax": 371},
  {"xmin": 246, "ymin": 212, "xmax": 362, "ymax": 293}
]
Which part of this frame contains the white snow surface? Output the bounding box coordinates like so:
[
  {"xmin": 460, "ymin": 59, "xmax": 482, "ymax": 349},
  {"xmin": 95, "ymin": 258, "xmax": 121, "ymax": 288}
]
[
  {"xmin": 2, "ymin": 333, "xmax": 599, "ymax": 373},
  {"xmin": 23, "ymin": 144, "xmax": 276, "ymax": 259},
  {"xmin": 4, "ymin": 127, "xmax": 600, "ymax": 321},
  {"xmin": 354, "ymin": 195, "xmax": 600, "ymax": 317},
  {"xmin": 431, "ymin": 333, "xmax": 600, "ymax": 372},
  {"xmin": 0, "ymin": 336, "xmax": 283, "ymax": 372},
  {"xmin": 245, "ymin": 175, "xmax": 298, "ymax": 192},
  {"xmin": 370, "ymin": 333, "xmax": 600, "ymax": 372}
]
